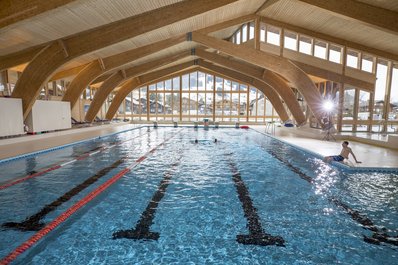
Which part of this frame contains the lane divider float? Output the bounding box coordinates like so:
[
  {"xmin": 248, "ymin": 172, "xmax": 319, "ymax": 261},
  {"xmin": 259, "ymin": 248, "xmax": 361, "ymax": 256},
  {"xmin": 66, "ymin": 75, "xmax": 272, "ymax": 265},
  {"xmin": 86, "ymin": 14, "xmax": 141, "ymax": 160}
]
[
  {"xmin": 0, "ymin": 131, "xmax": 150, "ymax": 191},
  {"xmin": 0, "ymin": 133, "xmax": 176, "ymax": 265}
]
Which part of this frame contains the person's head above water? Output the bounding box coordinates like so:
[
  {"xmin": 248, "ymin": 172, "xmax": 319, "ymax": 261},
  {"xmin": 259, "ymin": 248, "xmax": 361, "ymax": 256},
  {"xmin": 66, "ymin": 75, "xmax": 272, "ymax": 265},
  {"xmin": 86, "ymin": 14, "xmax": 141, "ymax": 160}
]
[
  {"xmin": 194, "ymin": 139, "xmax": 198, "ymax": 143},
  {"xmin": 214, "ymin": 138, "xmax": 217, "ymax": 143}
]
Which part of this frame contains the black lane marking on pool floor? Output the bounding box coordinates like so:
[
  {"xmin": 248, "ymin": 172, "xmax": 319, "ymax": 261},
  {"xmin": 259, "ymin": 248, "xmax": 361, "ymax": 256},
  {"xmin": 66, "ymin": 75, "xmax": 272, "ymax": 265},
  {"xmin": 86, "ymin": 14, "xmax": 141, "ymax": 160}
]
[
  {"xmin": 225, "ymin": 153, "xmax": 285, "ymax": 247},
  {"xmin": 112, "ymin": 157, "xmax": 182, "ymax": 241},
  {"xmin": 265, "ymin": 147, "xmax": 398, "ymax": 247},
  {"xmin": 2, "ymin": 158, "xmax": 125, "ymax": 231}
]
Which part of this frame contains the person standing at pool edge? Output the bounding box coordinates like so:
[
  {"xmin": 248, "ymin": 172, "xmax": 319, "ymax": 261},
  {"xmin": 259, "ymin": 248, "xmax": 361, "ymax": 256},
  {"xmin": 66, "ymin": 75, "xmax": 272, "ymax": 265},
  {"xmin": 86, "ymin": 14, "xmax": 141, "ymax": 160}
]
[{"xmin": 324, "ymin": 141, "xmax": 362, "ymax": 163}]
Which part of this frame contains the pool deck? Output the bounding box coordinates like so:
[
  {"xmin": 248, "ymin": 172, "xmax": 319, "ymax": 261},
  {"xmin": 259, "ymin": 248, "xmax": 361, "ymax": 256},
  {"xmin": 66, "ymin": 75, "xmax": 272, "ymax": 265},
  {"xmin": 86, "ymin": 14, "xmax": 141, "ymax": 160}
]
[
  {"xmin": 252, "ymin": 125, "xmax": 398, "ymax": 170},
  {"xmin": 0, "ymin": 122, "xmax": 397, "ymax": 170}
]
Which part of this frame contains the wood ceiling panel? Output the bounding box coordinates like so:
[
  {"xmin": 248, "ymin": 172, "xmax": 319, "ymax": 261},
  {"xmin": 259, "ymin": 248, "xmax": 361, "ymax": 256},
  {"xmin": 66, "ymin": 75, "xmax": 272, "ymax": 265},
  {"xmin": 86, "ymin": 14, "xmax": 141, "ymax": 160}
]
[
  {"xmin": 356, "ymin": 0, "xmax": 398, "ymax": 12},
  {"xmin": 110, "ymin": 42, "xmax": 198, "ymax": 73},
  {"xmin": 0, "ymin": 0, "xmax": 183, "ymax": 55},
  {"xmin": 259, "ymin": 0, "xmax": 398, "ymax": 56},
  {"xmin": 43, "ymin": 0, "xmax": 263, "ymax": 73}
]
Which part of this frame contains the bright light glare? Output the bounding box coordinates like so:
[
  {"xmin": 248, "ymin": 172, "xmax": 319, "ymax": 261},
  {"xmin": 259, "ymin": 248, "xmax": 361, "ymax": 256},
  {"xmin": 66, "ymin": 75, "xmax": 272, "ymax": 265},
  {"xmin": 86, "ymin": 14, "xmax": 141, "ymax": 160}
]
[{"xmin": 323, "ymin": 100, "xmax": 334, "ymax": 112}]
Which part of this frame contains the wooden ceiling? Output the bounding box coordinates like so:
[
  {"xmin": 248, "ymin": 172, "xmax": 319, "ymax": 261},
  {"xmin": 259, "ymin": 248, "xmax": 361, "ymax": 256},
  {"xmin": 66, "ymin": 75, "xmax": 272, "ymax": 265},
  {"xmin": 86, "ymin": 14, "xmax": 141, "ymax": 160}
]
[
  {"xmin": 258, "ymin": 0, "xmax": 398, "ymax": 56},
  {"xmin": 0, "ymin": 0, "xmax": 397, "ymax": 79}
]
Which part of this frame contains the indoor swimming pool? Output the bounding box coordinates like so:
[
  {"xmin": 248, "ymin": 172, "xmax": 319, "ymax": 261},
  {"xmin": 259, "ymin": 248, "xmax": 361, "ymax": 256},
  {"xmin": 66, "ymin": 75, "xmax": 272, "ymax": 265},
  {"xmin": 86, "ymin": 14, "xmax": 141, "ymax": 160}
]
[{"xmin": 0, "ymin": 127, "xmax": 397, "ymax": 264}]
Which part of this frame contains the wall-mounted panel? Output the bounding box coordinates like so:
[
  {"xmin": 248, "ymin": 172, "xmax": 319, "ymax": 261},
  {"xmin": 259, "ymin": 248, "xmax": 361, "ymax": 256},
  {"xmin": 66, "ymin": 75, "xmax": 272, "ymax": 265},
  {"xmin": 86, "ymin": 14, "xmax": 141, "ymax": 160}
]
[
  {"xmin": 26, "ymin": 100, "xmax": 71, "ymax": 133},
  {"xmin": 0, "ymin": 98, "xmax": 24, "ymax": 137}
]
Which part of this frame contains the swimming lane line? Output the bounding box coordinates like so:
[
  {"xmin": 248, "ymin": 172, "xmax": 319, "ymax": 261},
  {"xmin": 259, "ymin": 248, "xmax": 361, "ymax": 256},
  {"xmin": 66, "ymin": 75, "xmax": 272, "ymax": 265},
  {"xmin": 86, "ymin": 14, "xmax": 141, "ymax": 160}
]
[
  {"xmin": 225, "ymin": 152, "xmax": 285, "ymax": 247},
  {"xmin": 0, "ymin": 131, "xmax": 150, "ymax": 191},
  {"xmin": 0, "ymin": 134, "xmax": 175, "ymax": 265},
  {"xmin": 2, "ymin": 159, "xmax": 125, "ymax": 231},
  {"xmin": 112, "ymin": 154, "xmax": 182, "ymax": 240},
  {"xmin": 264, "ymin": 146, "xmax": 398, "ymax": 247}
]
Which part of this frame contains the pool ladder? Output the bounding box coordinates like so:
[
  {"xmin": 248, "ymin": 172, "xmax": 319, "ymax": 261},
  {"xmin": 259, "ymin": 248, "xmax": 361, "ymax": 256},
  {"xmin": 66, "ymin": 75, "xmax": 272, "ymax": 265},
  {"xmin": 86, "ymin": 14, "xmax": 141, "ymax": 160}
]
[{"xmin": 265, "ymin": 122, "xmax": 276, "ymax": 135}]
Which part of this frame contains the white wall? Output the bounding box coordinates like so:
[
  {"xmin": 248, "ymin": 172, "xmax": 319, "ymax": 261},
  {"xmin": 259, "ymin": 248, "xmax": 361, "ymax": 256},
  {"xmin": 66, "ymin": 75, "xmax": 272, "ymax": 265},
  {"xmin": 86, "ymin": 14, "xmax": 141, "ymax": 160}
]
[
  {"xmin": 25, "ymin": 100, "xmax": 71, "ymax": 133},
  {"xmin": 0, "ymin": 98, "xmax": 24, "ymax": 137}
]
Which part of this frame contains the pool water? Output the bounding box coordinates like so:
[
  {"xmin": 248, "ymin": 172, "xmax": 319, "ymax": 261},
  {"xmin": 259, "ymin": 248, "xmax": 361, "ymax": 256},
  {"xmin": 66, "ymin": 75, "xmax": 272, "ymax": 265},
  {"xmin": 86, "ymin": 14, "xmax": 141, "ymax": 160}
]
[{"xmin": 0, "ymin": 127, "xmax": 397, "ymax": 264}]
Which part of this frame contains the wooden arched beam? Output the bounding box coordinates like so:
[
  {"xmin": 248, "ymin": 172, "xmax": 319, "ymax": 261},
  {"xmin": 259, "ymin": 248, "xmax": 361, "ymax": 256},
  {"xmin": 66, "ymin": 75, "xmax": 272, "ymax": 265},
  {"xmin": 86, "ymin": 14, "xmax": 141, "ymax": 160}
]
[
  {"xmin": 0, "ymin": 46, "xmax": 45, "ymax": 71},
  {"xmin": 191, "ymin": 32, "xmax": 325, "ymax": 125},
  {"xmin": 106, "ymin": 62, "xmax": 197, "ymax": 120},
  {"xmin": 296, "ymin": 0, "xmax": 398, "ymax": 35},
  {"xmin": 106, "ymin": 61, "xmax": 289, "ymax": 122},
  {"xmin": 85, "ymin": 71, "xmax": 125, "ymax": 122},
  {"xmin": 1, "ymin": 13, "xmax": 252, "ymax": 72},
  {"xmin": 0, "ymin": 0, "xmax": 77, "ymax": 28},
  {"xmin": 62, "ymin": 35, "xmax": 185, "ymax": 109},
  {"xmin": 49, "ymin": 63, "xmax": 89, "ymax": 82},
  {"xmin": 11, "ymin": 42, "xmax": 66, "ymax": 120},
  {"xmin": 105, "ymin": 78, "xmax": 141, "ymax": 121},
  {"xmin": 195, "ymin": 48, "xmax": 305, "ymax": 125},
  {"xmin": 198, "ymin": 61, "xmax": 289, "ymax": 122},
  {"xmin": 10, "ymin": 0, "xmax": 238, "ymax": 120},
  {"xmin": 62, "ymin": 60, "xmax": 103, "ymax": 104},
  {"xmin": 85, "ymin": 52, "xmax": 191, "ymax": 122}
]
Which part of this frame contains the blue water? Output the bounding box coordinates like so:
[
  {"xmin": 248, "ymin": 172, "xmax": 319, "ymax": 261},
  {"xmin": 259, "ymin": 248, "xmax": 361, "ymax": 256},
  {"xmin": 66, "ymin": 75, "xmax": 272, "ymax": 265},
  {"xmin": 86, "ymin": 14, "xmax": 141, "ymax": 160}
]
[{"xmin": 0, "ymin": 127, "xmax": 397, "ymax": 264}]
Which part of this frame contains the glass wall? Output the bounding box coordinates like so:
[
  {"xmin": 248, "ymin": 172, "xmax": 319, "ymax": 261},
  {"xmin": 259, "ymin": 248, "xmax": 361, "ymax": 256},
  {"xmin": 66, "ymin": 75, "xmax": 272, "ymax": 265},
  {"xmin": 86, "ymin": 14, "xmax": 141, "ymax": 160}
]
[
  {"xmin": 342, "ymin": 88, "xmax": 355, "ymax": 131},
  {"xmin": 124, "ymin": 70, "xmax": 277, "ymax": 123},
  {"xmin": 0, "ymin": 71, "xmax": 8, "ymax": 96},
  {"xmin": 373, "ymin": 60, "xmax": 388, "ymax": 132},
  {"xmin": 388, "ymin": 65, "xmax": 398, "ymax": 132},
  {"xmin": 284, "ymin": 31, "xmax": 297, "ymax": 51},
  {"xmin": 357, "ymin": 90, "xmax": 370, "ymax": 131}
]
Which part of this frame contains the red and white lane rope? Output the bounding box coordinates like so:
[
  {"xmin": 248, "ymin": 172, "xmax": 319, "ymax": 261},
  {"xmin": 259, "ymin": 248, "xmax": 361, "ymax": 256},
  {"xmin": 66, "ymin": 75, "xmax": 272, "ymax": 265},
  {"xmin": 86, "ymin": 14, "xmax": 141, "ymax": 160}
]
[
  {"xmin": 0, "ymin": 131, "xmax": 150, "ymax": 191},
  {"xmin": 0, "ymin": 133, "xmax": 176, "ymax": 265}
]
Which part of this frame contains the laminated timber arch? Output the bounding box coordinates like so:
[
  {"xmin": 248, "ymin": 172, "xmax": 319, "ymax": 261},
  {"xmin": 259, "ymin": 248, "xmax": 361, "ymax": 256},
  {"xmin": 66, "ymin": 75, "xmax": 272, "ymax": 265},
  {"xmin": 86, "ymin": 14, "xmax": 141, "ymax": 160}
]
[
  {"xmin": 85, "ymin": 52, "xmax": 191, "ymax": 122},
  {"xmin": 0, "ymin": 14, "xmax": 255, "ymax": 72},
  {"xmin": 10, "ymin": 0, "xmax": 238, "ymax": 120},
  {"xmin": 105, "ymin": 62, "xmax": 198, "ymax": 120},
  {"xmin": 0, "ymin": 0, "xmax": 77, "ymax": 28},
  {"xmin": 191, "ymin": 32, "xmax": 325, "ymax": 125},
  {"xmin": 195, "ymin": 48, "xmax": 306, "ymax": 125},
  {"xmin": 106, "ymin": 62, "xmax": 289, "ymax": 122},
  {"xmin": 62, "ymin": 35, "xmax": 186, "ymax": 110},
  {"xmin": 296, "ymin": 0, "xmax": 398, "ymax": 35},
  {"xmin": 198, "ymin": 61, "xmax": 289, "ymax": 122},
  {"xmin": 0, "ymin": 46, "xmax": 45, "ymax": 71}
]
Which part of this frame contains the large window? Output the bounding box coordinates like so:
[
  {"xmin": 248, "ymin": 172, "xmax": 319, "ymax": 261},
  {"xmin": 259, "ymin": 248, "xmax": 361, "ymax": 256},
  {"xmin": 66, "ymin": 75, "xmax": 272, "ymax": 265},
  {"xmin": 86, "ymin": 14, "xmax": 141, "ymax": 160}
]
[
  {"xmin": 299, "ymin": 35, "xmax": 312, "ymax": 55},
  {"xmin": 242, "ymin": 24, "xmax": 248, "ymax": 43},
  {"xmin": 125, "ymin": 71, "xmax": 278, "ymax": 123},
  {"xmin": 342, "ymin": 88, "xmax": 355, "ymax": 131},
  {"xmin": 260, "ymin": 25, "xmax": 266, "ymax": 42},
  {"xmin": 389, "ymin": 65, "xmax": 398, "ymax": 122},
  {"xmin": 347, "ymin": 50, "xmax": 359, "ymax": 69},
  {"xmin": 266, "ymin": 26, "xmax": 280, "ymax": 46},
  {"xmin": 249, "ymin": 22, "xmax": 255, "ymax": 40},
  {"xmin": 329, "ymin": 44, "xmax": 342, "ymax": 64},
  {"xmin": 374, "ymin": 60, "xmax": 388, "ymax": 121},
  {"xmin": 314, "ymin": 40, "xmax": 327, "ymax": 59},
  {"xmin": 0, "ymin": 71, "xmax": 7, "ymax": 95},
  {"xmin": 284, "ymin": 31, "xmax": 297, "ymax": 51},
  {"xmin": 361, "ymin": 54, "xmax": 374, "ymax": 73},
  {"xmin": 357, "ymin": 90, "xmax": 370, "ymax": 132}
]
